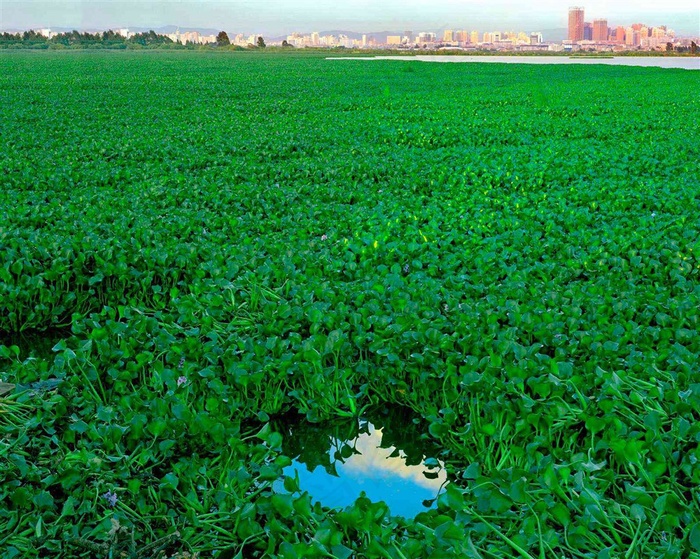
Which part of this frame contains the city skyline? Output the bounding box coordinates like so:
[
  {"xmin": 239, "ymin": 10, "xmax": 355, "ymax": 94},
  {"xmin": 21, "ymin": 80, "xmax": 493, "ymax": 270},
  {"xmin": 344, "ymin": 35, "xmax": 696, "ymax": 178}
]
[{"xmin": 2, "ymin": 1, "xmax": 699, "ymax": 37}]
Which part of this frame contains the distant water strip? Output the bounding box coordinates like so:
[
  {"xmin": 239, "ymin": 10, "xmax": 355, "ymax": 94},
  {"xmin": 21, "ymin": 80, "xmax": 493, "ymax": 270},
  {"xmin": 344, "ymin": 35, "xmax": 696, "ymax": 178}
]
[{"xmin": 327, "ymin": 55, "xmax": 700, "ymax": 70}]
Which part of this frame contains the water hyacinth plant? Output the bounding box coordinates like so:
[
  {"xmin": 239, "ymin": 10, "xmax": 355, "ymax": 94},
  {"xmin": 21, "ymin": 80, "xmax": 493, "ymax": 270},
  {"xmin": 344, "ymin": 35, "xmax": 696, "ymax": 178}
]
[{"xmin": 1, "ymin": 50, "xmax": 700, "ymax": 558}]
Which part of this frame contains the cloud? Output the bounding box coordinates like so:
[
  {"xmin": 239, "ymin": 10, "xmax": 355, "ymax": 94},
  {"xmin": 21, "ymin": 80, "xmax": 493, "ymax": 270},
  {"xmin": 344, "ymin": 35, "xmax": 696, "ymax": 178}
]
[{"xmin": 339, "ymin": 426, "xmax": 447, "ymax": 491}]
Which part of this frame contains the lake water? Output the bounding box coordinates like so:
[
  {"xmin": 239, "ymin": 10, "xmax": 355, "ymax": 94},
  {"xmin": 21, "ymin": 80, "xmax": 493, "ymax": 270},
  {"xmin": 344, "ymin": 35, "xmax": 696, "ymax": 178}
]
[
  {"xmin": 328, "ymin": 55, "xmax": 700, "ymax": 70},
  {"xmin": 273, "ymin": 408, "xmax": 448, "ymax": 518}
]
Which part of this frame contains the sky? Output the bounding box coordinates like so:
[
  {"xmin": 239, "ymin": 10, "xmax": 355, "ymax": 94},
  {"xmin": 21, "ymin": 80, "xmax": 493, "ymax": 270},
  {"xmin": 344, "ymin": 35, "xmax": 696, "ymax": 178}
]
[{"xmin": 1, "ymin": 0, "xmax": 699, "ymax": 36}]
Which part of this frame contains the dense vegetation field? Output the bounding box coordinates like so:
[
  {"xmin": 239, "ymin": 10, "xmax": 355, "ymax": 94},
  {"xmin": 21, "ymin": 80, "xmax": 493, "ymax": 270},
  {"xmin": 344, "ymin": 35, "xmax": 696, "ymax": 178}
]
[{"xmin": 1, "ymin": 51, "xmax": 699, "ymax": 558}]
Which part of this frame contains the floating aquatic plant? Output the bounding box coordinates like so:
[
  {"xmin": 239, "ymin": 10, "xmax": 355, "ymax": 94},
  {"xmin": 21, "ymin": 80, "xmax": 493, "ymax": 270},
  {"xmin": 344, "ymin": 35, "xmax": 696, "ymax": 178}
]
[{"xmin": 1, "ymin": 51, "xmax": 699, "ymax": 558}]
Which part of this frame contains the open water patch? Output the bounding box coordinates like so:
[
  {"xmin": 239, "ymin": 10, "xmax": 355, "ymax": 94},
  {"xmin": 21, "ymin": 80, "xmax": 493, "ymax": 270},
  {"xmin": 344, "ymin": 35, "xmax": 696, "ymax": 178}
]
[
  {"xmin": 273, "ymin": 406, "xmax": 448, "ymax": 518},
  {"xmin": 327, "ymin": 55, "xmax": 700, "ymax": 70}
]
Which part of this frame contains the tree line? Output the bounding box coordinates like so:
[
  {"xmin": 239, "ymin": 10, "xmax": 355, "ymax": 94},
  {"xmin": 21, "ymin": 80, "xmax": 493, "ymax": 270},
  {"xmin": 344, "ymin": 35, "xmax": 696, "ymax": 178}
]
[{"xmin": 0, "ymin": 30, "xmax": 266, "ymax": 50}]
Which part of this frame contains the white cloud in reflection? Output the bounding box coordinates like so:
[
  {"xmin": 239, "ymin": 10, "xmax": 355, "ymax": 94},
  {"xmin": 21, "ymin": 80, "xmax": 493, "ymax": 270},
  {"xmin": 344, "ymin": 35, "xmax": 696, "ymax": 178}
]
[{"xmin": 337, "ymin": 424, "xmax": 447, "ymax": 491}]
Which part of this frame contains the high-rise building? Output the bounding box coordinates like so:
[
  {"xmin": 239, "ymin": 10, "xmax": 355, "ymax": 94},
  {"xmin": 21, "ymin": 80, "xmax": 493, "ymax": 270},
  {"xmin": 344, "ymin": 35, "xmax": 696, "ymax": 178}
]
[
  {"xmin": 593, "ymin": 19, "xmax": 608, "ymax": 42},
  {"xmin": 470, "ymin": 31, "xmax": 479, "ymax": 43},
  {"xmin": 584, "ymin": 22, "xmax": 593, "ymax": 40},
  {"xmin": 568, "ymin": 7, "xmax": 585, "ymax": 42},
  {"xmin": 443, "ymin": 30, "xmax": 454, "ymax": 42},
  {"xmin": 614, "ymin": 26, "xmax": 625, "ymax": 43}
]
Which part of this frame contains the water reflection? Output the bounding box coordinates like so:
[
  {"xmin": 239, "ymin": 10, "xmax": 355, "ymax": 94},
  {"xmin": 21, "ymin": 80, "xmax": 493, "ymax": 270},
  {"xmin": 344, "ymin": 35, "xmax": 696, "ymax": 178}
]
[{"xmin": 274, "ymin": 407, "xmax": 448, "ymax": 518}]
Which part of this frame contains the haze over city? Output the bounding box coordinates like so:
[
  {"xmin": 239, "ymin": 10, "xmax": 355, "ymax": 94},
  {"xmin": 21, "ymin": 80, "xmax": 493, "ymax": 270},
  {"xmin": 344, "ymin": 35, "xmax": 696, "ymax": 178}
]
[{"xmin": 2, "ymin": 0, "xmax": 699, "ymax": 36}]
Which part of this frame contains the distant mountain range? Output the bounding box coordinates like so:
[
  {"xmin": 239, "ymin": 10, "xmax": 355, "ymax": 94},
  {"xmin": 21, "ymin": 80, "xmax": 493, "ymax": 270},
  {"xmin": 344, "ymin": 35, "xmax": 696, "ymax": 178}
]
[
  {"xmin": 132, "ymin": 26, "xmax": 221, "ymax": 36},
  {"xmin": 536, "ymin": 28, "xmax": 567, "ymax": 42},
  {"xmin": 1, "ymin": 25, "xmax": 221, "ymax": 36}
]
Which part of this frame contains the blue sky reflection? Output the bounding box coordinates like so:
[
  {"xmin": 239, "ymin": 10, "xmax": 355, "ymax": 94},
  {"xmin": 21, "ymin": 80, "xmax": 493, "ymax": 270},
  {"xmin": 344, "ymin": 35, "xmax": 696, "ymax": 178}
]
[{"xmin": 276, "ymin": 422, "xmax": 447, "ymax": 518}]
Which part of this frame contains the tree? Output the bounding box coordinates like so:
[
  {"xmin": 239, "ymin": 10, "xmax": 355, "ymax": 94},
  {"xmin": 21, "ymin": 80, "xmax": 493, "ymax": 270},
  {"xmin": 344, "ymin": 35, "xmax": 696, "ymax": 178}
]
[
  {"xmin": 216, "ymin": 31, "xmax": 230, "ymax": 46},
  {"xmin": 692, "ymin": 41, "xmax": 698, "ymax": 54},
  {"xmin": 257, "ymin": 36, "xmax": 266, "ymax": 48},
  {"xmin": 22, "ymin": 30, "xmax": 47, "ymax": 45},
  {"xmin": 127, "ymin": 30, "xmax": 173, "ymax": 47},
  {"xmin": 666, "ymin": 42, "xmax": 673, "ymax": 52}
]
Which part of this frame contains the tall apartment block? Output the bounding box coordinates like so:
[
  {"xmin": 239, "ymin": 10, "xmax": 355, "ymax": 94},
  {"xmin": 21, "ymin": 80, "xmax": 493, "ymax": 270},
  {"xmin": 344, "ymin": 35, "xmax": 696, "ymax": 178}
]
[
  {"xmin": 593, "ymin": 19, "xmax": 608, "ymax": 42},
  {"xmin": 568, "ymin": 6, "xmax": 585, "ymax": 41},
  {"xmin": 615, "ymin": 26, "xmax": 626, "ymax": 43}
]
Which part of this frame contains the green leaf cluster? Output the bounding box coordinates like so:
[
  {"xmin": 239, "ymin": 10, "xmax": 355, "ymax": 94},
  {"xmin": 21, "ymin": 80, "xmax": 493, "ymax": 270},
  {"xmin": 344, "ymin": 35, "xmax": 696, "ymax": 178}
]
[{"xmin": 1, "ymin": 52, "xmax": 700, "ymax": 558}]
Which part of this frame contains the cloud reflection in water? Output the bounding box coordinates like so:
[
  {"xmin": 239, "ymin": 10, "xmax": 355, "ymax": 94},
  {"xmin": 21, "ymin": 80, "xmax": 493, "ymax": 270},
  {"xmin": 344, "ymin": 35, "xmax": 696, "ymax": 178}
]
[{"xmin": 276, "ymin": 418, "xmax": 447, "ymax": 518}]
